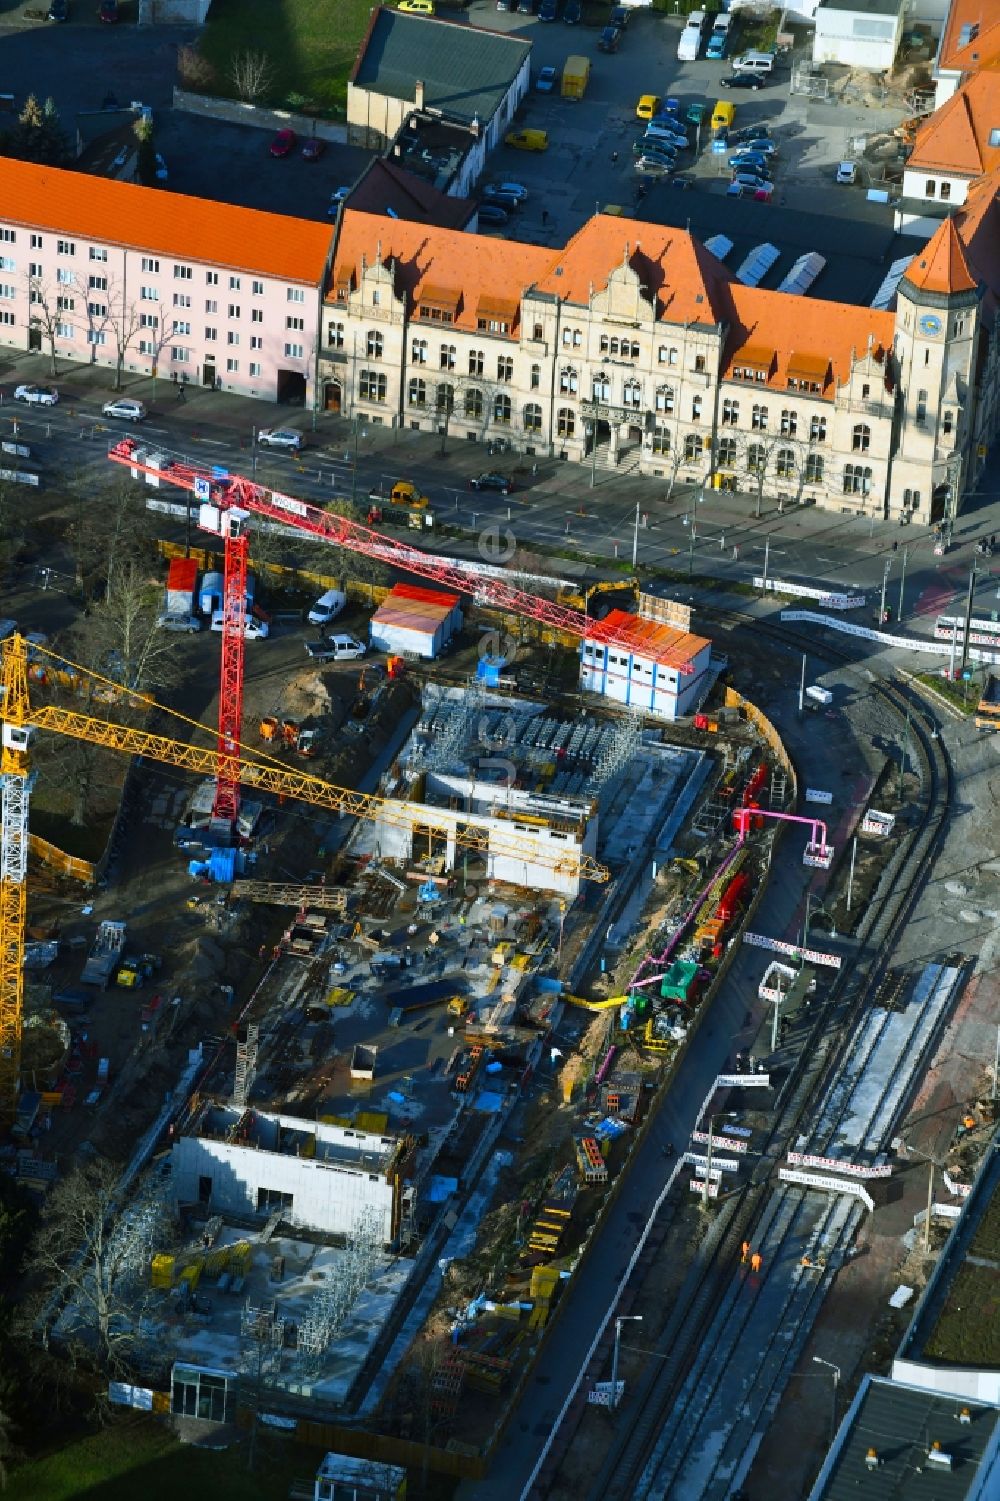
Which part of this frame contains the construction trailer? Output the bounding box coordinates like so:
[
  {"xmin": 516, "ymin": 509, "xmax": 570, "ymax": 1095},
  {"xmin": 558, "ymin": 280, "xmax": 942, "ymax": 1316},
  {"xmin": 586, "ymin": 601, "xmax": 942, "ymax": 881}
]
[
  {"xmin": 579, "ymin": 610, "xmax": 713, "ymax": 721},
  {"xmin": 369, "ymin": 581, "xmax": 462, "ymax": 659}
]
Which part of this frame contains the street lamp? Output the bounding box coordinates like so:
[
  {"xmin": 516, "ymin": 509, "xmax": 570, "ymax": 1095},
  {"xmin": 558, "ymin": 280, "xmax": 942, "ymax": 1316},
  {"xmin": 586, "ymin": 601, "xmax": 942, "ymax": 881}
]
[
  {"xmin": 349, "ymin": 414, "xmax": 369, "ymax": 506},
  {"xmin": 683, "ymin": 491, "xmax": 704, "ymax": 578},
  {"xmin": 702, "ymin": 1109, "xmax": 738, "ymax": 1208},
  {"xmin": 802, "ymin": 893, "xmax": 836, "ymax": 951},
  {"xmin": 879, "ymin": 558, "xmax": 892, "ymax": 624},
  {"xmin": 812, "ymin": 1356, "xmax": 840, "ymax": 1444},
  {"xmin": 610, "ymin": 1315, "xmax": 642, "ymax": 1410},
  {"xmin": 900, "ymin": 1138, "xmax": 949, "ymax": 1254}
]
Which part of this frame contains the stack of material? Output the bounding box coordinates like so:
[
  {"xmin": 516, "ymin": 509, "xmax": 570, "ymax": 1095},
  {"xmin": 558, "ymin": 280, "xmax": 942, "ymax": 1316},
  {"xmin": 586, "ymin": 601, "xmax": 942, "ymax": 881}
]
[
  {"xmin": 369, "ymin": 582, "xmax": 463, "ymax": 659},
  {"xmin": 527, "ymin": 1165, "xmax": 578, "ymax": 1258}
]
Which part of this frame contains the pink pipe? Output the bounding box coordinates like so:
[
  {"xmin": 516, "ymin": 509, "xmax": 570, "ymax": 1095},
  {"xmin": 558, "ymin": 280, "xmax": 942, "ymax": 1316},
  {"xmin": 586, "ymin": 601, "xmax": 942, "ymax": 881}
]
[
  {"xmin": 630, "ymin": 836, "xmax": 748, "ymax": 990},
  {"xmin": 733, "ymin": 807, "xmax": 828, "ymax": 847}
]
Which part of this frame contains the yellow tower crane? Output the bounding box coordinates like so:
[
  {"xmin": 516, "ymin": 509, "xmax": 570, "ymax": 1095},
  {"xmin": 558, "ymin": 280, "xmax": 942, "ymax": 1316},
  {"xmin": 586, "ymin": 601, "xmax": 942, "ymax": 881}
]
[{"xmin": 0, "ymin": 634, "xmax": 607, "ymax": 1120}]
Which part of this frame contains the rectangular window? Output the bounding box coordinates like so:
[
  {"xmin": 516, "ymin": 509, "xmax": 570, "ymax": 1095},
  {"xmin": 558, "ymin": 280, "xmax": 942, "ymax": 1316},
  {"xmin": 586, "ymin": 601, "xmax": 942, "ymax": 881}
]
[
  {"xmin": 87, "ymin": 330, "xmax": 107, "ymax": 346},
  {"xmin": 285, "ymin": 316, "xmax": 304, "ymax": 331},
  {"xmin": 205, "ymin": 327, "xmax": 217, "ymax": 341},
  {"xmin": 227, "ymin": 331, "xmax": 239, "ymax": 345},
  {"xmin": 0, "ymin": 229, "xmax": 15, "ymax": 244},
  {"xmin": 228, "ymin": 304, "xmax": 240, "ymax": 319},
  {"xmin": 56, "ymin": 268, "xmax": 73, "ymax": 284},
  {"xmin": 173, "ymin": 320, "xmax": 191, "ymax": 335},
  {"xmin": 88, "ymin": 276, "xmax": 108, "ymax": 291},
  {"xmin": 56, "ymin": 322, "xmax": 74, "ymax": 339},
  {"xmin": 57, "ymin": 295, "xmax": 75, "ymax": 311},
  {"xmin": 140, "ymin": 313, "xmax": 158, "ymax": 329},
  {"xmin": 0, "ymin": 284, "xmax": 14, "ymax": 300},
  {"xmin": 250, "ymin": 335, "xmax": 263, "ymax": 350},
  {"xmin": 284, "ymin": 342, "xmax": 304, "ymax": 358},
  {"xmin": 249, "ymin": 361, "xmax": 261, "ymax": 377},
  {"xmin": 0, "ymin": 256, "xmax": 14, "ymax": 275},
  {"xmin": 252, "ymin": 280, "xmax": 264, "ymax": 296},
  {"xmin": 228, "ymin": 276, "xmax": 241, "ymax": 291},
  {"xmin": 138, "ymin": 339, "xmax": 154, "ymax": 355},
  {"xmin": 142, "ymin": 257, "xmax": 159, "ymax": 273},
  {"xmin": 173, "ymin": 292, "xmax": 191, "ymax": 308},
  {"xmin": 204, "ymin": 299, "xmax": 217, "ymax": 315},
  {"xmin": 140, "ymin": 286, "xmax": 159, "ymax": 301},
  {"xmin": 0, "ymin": 311, "xmax": 13, "ymax": 326},
  {"xmin": 88, "ymin": 302, "xmax": 106, "ymax": 318},
  {"xmin": 226, "ymin": 357, "xmax": 239, "ymax": 372},
  {"xmin": 57, "ymin": 240, "xmax": 75, "ymax": 256},
  {"xmin": 174, "ymin": 265, "xmax": 192, "ymax": 280},
  {"xmin": 88, "ymin": 246, "xmax": 107, "ymax": 262},
  {"xmin": 286, "ymin": 287, "xmax": 305, "ymax": 303},
  {"xmin": 251, "ymin": 309, "xmax": 263, "ymax": 324},
  {"xmin": 30, "ymin": 233, "xmax": 42, "ymax": 250},
  {"xmin": 172, "ymin": 347, "xmax": 190, "ymax": 363},
  {"xmin": 206, "ymin": 271, "xmax": 218, "ymax": 286}
]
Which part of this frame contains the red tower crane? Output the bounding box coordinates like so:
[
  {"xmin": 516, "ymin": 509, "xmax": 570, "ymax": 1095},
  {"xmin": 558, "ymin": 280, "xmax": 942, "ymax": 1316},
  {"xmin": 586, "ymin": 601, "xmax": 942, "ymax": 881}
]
[{"xmin": 109, "ymin": 439, "xmax": 697, "ymax": 819}]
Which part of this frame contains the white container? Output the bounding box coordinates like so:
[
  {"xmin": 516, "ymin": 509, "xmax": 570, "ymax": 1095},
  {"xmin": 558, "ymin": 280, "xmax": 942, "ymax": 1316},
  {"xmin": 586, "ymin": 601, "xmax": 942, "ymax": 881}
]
[{"xmin": 806, "ymin": 684, "xmax": 833, "ymax": 705}]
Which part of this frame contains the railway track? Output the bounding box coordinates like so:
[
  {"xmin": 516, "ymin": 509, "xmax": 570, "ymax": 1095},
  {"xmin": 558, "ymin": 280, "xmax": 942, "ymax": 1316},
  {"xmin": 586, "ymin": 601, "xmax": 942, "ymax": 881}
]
[{"xmin": 570, "ymin": 610, "xmax": 954, "ymax": 1501}]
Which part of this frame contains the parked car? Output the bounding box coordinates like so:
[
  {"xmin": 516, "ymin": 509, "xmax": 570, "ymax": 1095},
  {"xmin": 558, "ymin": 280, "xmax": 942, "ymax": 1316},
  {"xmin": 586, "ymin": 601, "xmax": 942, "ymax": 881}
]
[
  {"xmin": 636, "ymin": 94, "xmax": 661, "ymax": 120},
  {"xmin": 836, "ymin": 160, "xmax": 858, "ymax": 185},
  {"xmin": 270, "ymin": 128, "xmax": 297, "ymax": 157},
  {"xmin": 157, "ymin": 613, "xmax": 202, "ymax": 633},
  {"xmin": 731, "ymin": 172, "xmax": 774, "ymax": 196},
  {"xmin": 102, "ymin": 397, "xmax": 146, "ymax": 422},
  {"xmin": 211, "ymin": 611, "xmax": 269, "ymax": 639},
  {"xmin": 635, "ymin": 157, "xmax": 674, "ymax": 177},
  {"xmin": 483, "ymin": 189, "xmax": 522, "ymax": 212},
  {"xmin": 47, "ymin": 0, "xmax": 69, "ymax": 20},
  {"xmin": 517, "ymin": 0, "xmax": 538, "ymax": 12},
  {"xmin": 397, "ymin": 0, "xmax": 435, "ymax": 11},
  {"xmin": 307, "ymin": 588, "xmax": 347, "ymax": 627},
  {"xmin": 99, "ymin": 0, "xmax": 118, "ymax": 19},
  {"xmin": 739, "ymin": 138, "xmax": 777, "ymax": 157},
  {"xmin": 598, "ymin": 24, "xmax": 621, "ymax": 51},
  {"xmin": 470, "ymin": 472, "xmax": 513, "ymax": 493},
  {"xmin": 645, "ymin": 123, "xmax": 689, "ymax": 149},
  {"xmin": 728, "ymin": 123, "xmax": 772, "ymax": 145},
  {"xmin": 539, "ymin": 0, "xmax": 558, "ymax": 18},
  {"xmin": 727, "ymin": 179, "xmax": 774, "ymax": 200},
  {"xmin": 257, "ymin": 427, "xmax": 303, "ymax": 451},
  {"xmin": 685, "ymin": 101, "xmax": 709, "ymax": 127},
  {"xmin": 610, "ymin": 4, "xmax": 629, "ymax": 25},
  {"xmin": 536, "ymin": 65, "xmax": 557, "ymax": 91},
  {"xmin": 478, "ymin": 203, "xmax": 510, "ymax": 225},
  {"xmin": 729, "ymin": 152, "xmax": 773, "ymax": 175},
  {"xmin": 633, "ymin": 137, "xmax": 677, "ymax": 160},
  {"xmin": 720, "ymin": 73, "xmax": 767, "ymax": 90},
  {"xmin": 504, "ymin": 128, "xmax": 548, "ymax": 151},
  {"xmin": 301, "ymin": 137, "xmax": 326, "ymax": 161},
  {"xmin": 483, "ymin": 180, "xmax": 528, "ymax": 202},
  {"xmin": 14, "ymin": 384, "xmax": 58, "ymax": 406},
  {"xmin": 304, "ymin": 635, "xmax": 365, "ymax": 661},
  {"xmin": 564, "ymin": 0, "xmax": 582, "ymax": 21}
]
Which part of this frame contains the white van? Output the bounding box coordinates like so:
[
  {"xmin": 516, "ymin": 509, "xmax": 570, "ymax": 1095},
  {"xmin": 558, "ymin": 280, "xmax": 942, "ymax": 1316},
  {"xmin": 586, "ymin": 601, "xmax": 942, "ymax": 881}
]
[
  {"xmin": 210, "ymin": 611, "xmax": 270, "ymax": 639},
  {"xmin": 307, "ymin": 588, "xmax": 347, "ymax": 627},
  {"xmin": 677, "ymin": 9, "xmax": 706, "ymax": 61},
  {"xmin": 732, "ymin": 50, "xmax": 775, "ymax": 76}
]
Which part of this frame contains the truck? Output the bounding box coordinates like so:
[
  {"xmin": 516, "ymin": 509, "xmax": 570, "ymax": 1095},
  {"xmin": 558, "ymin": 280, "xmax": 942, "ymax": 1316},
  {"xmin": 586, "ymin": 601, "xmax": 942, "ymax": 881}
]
[
  {"xmin": 561, "ymin": 55, "xmax": 591, "ymax": 100},
  {"xmin": 976, "ymin": 674, "xmax": 1000, "ymax": 731},
  {"xmin": 160, "ymin": 557, "xmax": 201, "ymax": 632},
  {"xmin": 81, "ymin": 920, "xmax": 126, "ymax": 989},
  {"xmin": 381, "ymin": 978, "xmax": 465, "ymax": 1015},
  {"xmin": 677, "ymin": 9, "xmax": 706, "ymax": 61}
]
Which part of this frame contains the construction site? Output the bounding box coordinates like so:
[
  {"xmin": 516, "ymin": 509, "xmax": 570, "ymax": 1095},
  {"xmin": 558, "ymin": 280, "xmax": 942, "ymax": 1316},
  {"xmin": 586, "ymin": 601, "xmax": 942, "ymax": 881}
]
[{"xmin": 4, "ymin": 437, "xmax": 1000, "ymax": 1499}]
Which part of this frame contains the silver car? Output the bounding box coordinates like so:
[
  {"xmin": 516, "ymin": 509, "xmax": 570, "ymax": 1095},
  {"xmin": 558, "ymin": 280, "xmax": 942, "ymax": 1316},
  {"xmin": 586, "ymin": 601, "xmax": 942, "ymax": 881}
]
[
  {"xmin": 102, "ymin": 397, "xmax": 147, "ymax": 422},
  {"xmin": 257, "ymin": 428, "xmax": 303, "ymax": 451},
  {"xmin": 14, "ymin": 384, "xmax": 58, "ymax": 406}
]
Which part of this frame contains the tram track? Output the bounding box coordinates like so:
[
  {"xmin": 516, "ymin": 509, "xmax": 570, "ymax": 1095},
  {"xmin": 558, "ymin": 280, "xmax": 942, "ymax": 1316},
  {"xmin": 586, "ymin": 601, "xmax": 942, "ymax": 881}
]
[{"xmin": 572, "ymin": 610, "xmax": 954, "ymax": 1501}]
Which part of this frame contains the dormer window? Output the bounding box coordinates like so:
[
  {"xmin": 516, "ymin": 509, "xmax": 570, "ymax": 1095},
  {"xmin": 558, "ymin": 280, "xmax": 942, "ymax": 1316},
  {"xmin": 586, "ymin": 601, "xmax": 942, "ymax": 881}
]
[{"xmin": 418, "ymin": 283, "xmax": 460, "ymax": 324}]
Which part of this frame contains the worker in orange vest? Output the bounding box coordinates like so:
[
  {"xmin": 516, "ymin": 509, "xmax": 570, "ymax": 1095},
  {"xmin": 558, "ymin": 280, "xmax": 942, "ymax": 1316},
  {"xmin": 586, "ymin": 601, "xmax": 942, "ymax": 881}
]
[{"xmin": 750, "ymin": 1251, "xmax": 763, "ymax": 1275}]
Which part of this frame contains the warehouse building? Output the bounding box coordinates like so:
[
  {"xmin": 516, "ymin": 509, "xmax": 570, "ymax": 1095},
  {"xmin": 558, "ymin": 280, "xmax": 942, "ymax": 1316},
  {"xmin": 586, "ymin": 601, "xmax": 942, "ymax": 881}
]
[
  {"xmin": 171, "ymin": 1104, "xmax": 409, "ymax": 1244},
  {"xmin": 369, "ymin": 582, "xmax": 463, "ymax": 659}
]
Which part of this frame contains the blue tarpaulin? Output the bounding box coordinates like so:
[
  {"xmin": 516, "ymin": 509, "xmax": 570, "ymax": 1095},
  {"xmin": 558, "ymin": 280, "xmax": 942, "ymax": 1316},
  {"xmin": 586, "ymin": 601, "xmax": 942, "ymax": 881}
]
[
  {"xmin": 472, "ymin": 1091, "xmax": 503, "ymax": 1113},
  {"xmin": 427, "ymin": 1175, "xmax": 459, "ymax": 1203}
]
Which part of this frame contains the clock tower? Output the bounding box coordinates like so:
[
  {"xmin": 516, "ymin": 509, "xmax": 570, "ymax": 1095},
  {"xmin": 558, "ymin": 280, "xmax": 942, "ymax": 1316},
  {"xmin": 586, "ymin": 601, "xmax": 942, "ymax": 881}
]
[{"xmin": 891, "ymin": 218, "xmax": 981, "ymax": 525}]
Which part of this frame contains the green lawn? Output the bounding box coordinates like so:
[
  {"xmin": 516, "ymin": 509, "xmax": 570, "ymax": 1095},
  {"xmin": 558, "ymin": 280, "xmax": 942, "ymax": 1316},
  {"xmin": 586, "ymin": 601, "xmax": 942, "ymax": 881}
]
[
  {"xmin": 5, "ymin": 1416, "xmax": 322, "ymax": 1501},
  {"xmin": 198, "ymin": 0, "xmax": 377, "ymax": 116}
]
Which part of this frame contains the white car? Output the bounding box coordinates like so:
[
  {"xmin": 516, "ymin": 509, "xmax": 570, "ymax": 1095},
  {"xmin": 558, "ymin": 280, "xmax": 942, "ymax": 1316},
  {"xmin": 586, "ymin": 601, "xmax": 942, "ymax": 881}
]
[
  {"xmin": 102, "ymin": 397, "xmax": 147, "ymax": 422},
  {"xmin": 14, "ymin": 384, "xmax": 58, "ymax": 406},
  {"xmin": 210, "ymin": 611, "xmax": 270, "ymax": 639},
  {"xmin": 483, "ymin": 180, "xmax": 528, "ymax": 202},
  {"xmin": 307, "ymin": 588, "xmax": 347, "ymax": 627},
  {"xmin": 836, "ymin": 160, "xmax": 857, "ymax": 185},
  {"xmin": 256, "ymin": 428, "xmax": 303, "ymax": 452}
]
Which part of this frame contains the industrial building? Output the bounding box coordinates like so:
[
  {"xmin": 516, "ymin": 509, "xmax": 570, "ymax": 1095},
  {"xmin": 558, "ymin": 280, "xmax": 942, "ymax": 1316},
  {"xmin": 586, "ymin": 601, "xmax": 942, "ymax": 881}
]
[{"xmin": 171, "ymin": 1104, "xmax": 410, "ymax": 1244}]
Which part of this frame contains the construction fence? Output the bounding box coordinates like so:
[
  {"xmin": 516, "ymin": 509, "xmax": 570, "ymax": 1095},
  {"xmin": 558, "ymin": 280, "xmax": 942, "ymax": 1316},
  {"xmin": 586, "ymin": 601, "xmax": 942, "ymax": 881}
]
[
  {"xmin": 29, "ymin": 833, "xmax": 96, "ymax": 885},
  {"xmin": 156, "ymin": 539, "xmax": 392, "ymax": 609}
]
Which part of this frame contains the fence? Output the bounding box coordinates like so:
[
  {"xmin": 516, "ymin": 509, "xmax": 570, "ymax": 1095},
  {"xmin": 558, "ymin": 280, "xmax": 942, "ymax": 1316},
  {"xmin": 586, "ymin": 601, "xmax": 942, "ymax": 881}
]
[
  {"xmin": 29, "ymin": 833, "xmax": 96, "ymax": 884},
  {"xmin": 156, "ymin": 539, "xmax": 392, "ymax": 608},
  {"xmin": 172, "ymin": 87, "xmax": 347, "ymax": 141}
]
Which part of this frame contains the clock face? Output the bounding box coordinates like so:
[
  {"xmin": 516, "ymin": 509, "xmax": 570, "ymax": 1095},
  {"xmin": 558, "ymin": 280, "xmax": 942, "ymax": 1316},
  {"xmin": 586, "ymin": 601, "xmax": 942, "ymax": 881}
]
[{"xmin": 919, "ymin": 313, "xmax": 943, "ymax": 337}]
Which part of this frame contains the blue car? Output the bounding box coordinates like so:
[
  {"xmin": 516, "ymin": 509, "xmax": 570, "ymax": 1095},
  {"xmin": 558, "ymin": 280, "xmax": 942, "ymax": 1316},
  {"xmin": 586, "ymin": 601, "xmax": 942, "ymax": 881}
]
[
  {"xmin": 729, "ymin": 152, "xmax": 772, "ymax": 175},
  {"xmin": 536, "ymin": 66, "xmax": 557, "ymax": 92}
]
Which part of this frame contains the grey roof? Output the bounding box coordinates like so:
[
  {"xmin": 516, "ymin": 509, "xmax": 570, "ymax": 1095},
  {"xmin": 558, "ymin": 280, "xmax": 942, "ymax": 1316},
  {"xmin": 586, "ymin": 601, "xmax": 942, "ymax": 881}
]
[
  {"xmin": 810, "ymin": 1376, "xmax": 1000, "ymax": 1501},
  {"xmin": 352, "ymin": 8, "xmax": 530, "ymax": 126},
  {"xmin": 817, "ymin": 0, "xmax": 902, "ymax": 14}
]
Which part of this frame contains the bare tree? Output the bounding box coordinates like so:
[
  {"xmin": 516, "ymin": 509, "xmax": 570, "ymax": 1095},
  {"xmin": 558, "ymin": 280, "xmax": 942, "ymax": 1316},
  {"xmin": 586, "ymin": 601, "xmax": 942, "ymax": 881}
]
[
  {"xmin": 82, "ymin": 279, "xmax": 143, "ymax": 391},
  {"xmin": 229, "ymin": 49, "xmax": 274, "ymax": 105},
  {"xmin": 76, "ymin": 556, "xmax": 182, "ymax": 698},
  {"xmin": 177, "ymin": 43, "xmax": 217, "ymax": 92},
  {"xmin": 29, "ymin": 1158, "xmax": 165, "ymax": 1375},
  {"xmin": 25, "ymin": 273, "xmax": 66, "ymax": 378}
]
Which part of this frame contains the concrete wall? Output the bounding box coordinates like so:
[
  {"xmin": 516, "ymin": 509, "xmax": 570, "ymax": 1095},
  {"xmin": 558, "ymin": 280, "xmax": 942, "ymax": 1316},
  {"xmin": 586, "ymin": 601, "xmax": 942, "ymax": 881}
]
[
  {"xmin": 812, "ymin": 5, "xmax": 902, "ymax": 69},
  {"xmin": 171, "ymin": 1135, "xmax": 397, "ymax": 1241},
  {"xmin": 172, "ymin": 88, "xmax": 347, "ymax": 145}
]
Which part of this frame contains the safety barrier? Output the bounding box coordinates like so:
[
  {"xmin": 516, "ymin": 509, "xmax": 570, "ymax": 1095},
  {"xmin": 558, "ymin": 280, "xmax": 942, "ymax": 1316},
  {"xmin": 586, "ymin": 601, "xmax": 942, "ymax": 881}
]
[
  {"xmin": 156, "ymin": 539, "xmax": 391, "ymax": 608},
  {"xmin": 29, "ymin": 833, "xmax": 96, "ymax": 885}
]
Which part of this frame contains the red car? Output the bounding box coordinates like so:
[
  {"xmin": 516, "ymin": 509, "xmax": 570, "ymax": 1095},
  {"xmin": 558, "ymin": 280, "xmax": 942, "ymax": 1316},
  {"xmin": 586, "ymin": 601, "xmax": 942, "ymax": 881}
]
[
  {"xmin": 301, "ymin": 138, "xmax": 325, "ymax": 162},
  {"xmin": 270, "ymin": 128, "xmax": 297, "ymax": 158},
  {"xmin": 99, "ymin": 0, "xmax": 119, "ymax": 19}
]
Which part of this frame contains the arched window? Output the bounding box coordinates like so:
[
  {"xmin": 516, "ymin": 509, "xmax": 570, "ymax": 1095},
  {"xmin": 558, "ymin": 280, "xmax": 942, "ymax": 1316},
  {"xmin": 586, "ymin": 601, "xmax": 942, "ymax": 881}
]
[
  {"xmin": 623, "ymin": 378, "xmax": 642, "ymax": 409},
  {"xmin": 684, "ymin": 433, "xmax": 701, "ymax": 461},
  {"xmin": 440, "ymin": 343, "xmax": 456, "ymax": 370},
  {"xmin": 464, "ymin": 388, "xmax": 483, "ymax": 419},
  {"xmin": 560, "ymin": 367, "xmax": 578, "ymax": 394},
  {"xmin": 722, "ymin": 398, "xmax": 739, "ymax": 426},
  {"xmin": 523, "ymin": 402, "xmax": 542, "ymax": 433},
  {"xmin": 408, "ymin": 377, "xmax": 426, "ymax": 408},
  {"xmin": 366, "ymin": 330, "xmax": 383, "ymax": 359},
  {"xmin": 852, "ymin": 423, "xmax": 870, "ymax": 452},
  {"xmin": 776, "ymin": 447, "xmax": 796, "ymax": 478},
  {"xmin": 592, "ymin": 371, "xmax": 610, "ymax": 402},
  {"xmin": 557, "ymin": 407, "xmax": 575, "ymax": 438},
  {"xmin": 494, "ymin": 392, "xmax": 512, "ymax": 424},
  {"xmin": 747, "ymin": 443, "xmax": 766, "ymax": 473},
  {"xmin": 410, "ymin": 337, "xmax": 426, "ymax": 364},
  {"xmin": 656, "ymin": 385, "xmax": 674, "ymax": 414}
]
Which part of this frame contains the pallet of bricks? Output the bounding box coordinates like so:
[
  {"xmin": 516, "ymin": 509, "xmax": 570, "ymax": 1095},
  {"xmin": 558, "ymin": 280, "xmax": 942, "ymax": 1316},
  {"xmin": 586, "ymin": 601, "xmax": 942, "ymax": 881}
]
[{"xmin": 574, "ymin": 1135, "xmax": 608, "ymax": 1185}]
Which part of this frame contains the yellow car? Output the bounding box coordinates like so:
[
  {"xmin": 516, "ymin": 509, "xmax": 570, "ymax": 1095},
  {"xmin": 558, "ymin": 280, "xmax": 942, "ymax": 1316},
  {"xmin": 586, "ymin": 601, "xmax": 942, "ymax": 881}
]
[
  {"xmin": 390, "ymin": 480, "xmax": 429, "ymax": 509},
  {"xmin": 636, "ymin": 94, "xmax": 661, "ymax": 121},
  {"xmin": 398, "ymin": 0, "xmax": 434, "ymax": 12},
  {"xmin": 711, "ymin": 99, "xmax": 736, "ymax": 132},
  {"xmin": 505, "ymin": 128, "xmax": 549, "ymax": 152}
]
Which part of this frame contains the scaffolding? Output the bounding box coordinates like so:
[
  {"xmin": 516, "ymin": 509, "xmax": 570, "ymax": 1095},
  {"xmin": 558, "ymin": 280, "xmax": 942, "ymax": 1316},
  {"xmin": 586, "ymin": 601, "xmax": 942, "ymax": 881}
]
[
  {"xmin": 295, "ymin": 1207, "xmax": 384, "ymax": 1377},
  {"xmin": 233, "ymin": 1022, "xmax": 259, "ymax": 1108}
]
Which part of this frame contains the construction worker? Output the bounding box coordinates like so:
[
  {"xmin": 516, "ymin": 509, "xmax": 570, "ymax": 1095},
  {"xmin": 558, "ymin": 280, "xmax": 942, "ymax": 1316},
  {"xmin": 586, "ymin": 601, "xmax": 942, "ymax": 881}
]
[
  {"xmin": 741, "ymin": 1240, "xmax": 750, "ymax": 1264},
  {"xmin": 750, "ymin": 1251, "xmax": 762, "ymax": 1275}
]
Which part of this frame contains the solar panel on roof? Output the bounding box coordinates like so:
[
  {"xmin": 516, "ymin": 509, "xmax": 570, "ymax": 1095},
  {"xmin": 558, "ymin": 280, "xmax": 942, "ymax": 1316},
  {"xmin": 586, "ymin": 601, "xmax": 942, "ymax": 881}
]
[
  {"xmin": 703, "ymin": 234, "xmax": 733, "ymax": 262},
  {"xmin": 735, "ymin": 242, "xmax": 780, "ymax": 287},
  {"xmin": 776, "ymin": 251, "xmax": 827, "ymax": 296},
  {"xmin": 871, "ymin": 254, "xmax": 914, "ymax": 310}
]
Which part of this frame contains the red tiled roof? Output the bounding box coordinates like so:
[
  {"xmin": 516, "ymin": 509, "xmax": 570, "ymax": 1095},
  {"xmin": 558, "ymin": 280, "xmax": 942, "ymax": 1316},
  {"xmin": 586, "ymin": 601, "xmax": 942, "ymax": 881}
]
[
  {"xmin": 347, "ymin": 159, "xmax": 475, "ymax": 230},
  {"xmin": 904, "ymin": 217, "xmax": 978, "ymax": 295},
  {"xmin": 0, "ymin": 158, "xmax": 333, "ymax": 284},
  {"xmin": 723, "ymin": 288, "xmax": 895, "ymax": 397},
  {"xmin": 938, "ymin": 0, "xmax": 1000, "ymax": 74},
  {"xmin": 909, "ymin": 68, "xmax": 1000, "ymax": 176},
  {"xmin": 596, "ymin": 609, "xmax": 710, "ymax": 668},
  {"xmin": 954, "ymin": 163, "xmax": 1000, "ymax": 319}
]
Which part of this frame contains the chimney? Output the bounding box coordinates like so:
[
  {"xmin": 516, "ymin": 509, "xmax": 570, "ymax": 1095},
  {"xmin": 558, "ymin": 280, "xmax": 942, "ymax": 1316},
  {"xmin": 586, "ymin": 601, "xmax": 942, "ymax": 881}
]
[
  {"xmin": 865, "ymin": 1448, "xmax": 879, "ymax": 1471},
  {"xmin": 414, "ymin": 80, "xmax": 425, "ymax": 111},
  {"xmin": 927, "ymin": 1441, "xmax": 953, "ymax": 1469}
]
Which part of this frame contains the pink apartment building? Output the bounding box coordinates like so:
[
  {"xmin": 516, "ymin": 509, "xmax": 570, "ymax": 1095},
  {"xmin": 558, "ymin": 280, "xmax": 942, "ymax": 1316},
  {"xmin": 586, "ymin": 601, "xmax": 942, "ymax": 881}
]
[{"xmin": 0, "ymin": 159, "xmax": 333, "ymax": 405}]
